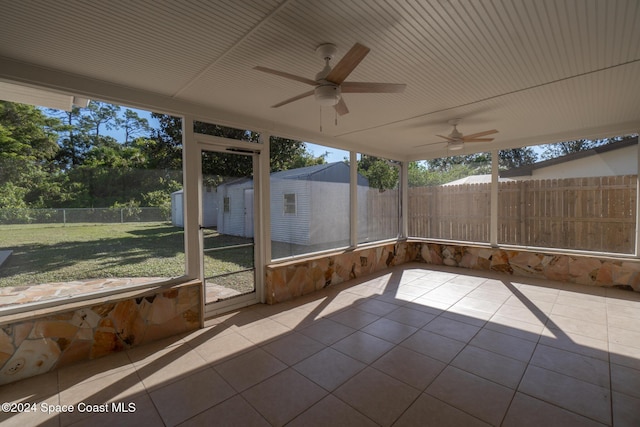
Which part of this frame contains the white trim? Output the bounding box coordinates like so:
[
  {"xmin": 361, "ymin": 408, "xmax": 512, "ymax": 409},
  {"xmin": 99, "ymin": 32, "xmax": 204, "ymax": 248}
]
[
  {"xmin": 350, "ymin": 151, "xmax": 358, "ymax": 247},
  {"xmin": 260, "ymin": 133, "xmax": 272, "ymax": 266},
  {"xmin": 196, "ymin": 137, "xmax": 263, "ymax": 311},
  {"xmin": 183, "ymin": 116, "xmax": 202, "ymax": 280},
  {"xmin": 401, "ymin": 161, "xmax": 409, "ymax": 238},
  {"xmin": 636, "ymin": 136, "xmax": 640, "ymax": 256},
  {"xmin": 490, "ymin": 149, "xmax": 499, "ymax": 246}
]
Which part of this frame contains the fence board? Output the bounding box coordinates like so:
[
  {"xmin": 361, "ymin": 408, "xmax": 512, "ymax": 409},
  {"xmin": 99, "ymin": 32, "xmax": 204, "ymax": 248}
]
[{"xmin": 400, "ymin": 175, "xmax": 637, "ymax": 254}]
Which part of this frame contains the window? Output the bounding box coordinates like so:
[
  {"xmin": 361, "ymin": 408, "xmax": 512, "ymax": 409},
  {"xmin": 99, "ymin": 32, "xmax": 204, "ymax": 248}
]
[
  {"xmin": 0, "ymin": 101, "xmax": 185, "ymax": 310},
  {"xmin": 223, "ymin": 196, "xmax": 230, "ymax": 213},
  {"xmin": 408, "ymin": 154, "xmax": 491, "ymax": 243},
  {"xmin": 270, "ymin": 136, "xmax": 350, "ymax": 259},
  {"xmin": 498, "ymin": 138, "xmax": 637, "ymax": 253},
  {"xmin": 283, "ymin": 193, "xmax": 296, "ymax": 215},
  {"xmin": 357, "ymin": 154, "xmax": 400, "ymax": 243}
]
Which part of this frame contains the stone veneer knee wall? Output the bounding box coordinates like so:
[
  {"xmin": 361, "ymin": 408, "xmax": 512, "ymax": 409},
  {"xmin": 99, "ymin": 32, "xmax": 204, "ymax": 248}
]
[
  {"xmin": 0, "ymin": 281, "xmax": 201, "ymax": 385},
  {"xmin": 265, "ymin": 241, "xmax": 640, "ymax": 304}
]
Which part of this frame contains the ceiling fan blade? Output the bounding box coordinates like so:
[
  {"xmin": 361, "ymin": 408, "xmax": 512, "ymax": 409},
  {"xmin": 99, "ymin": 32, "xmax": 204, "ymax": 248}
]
[
  {"xmin": 341, "ymin": 82, "xmax": 406, "ymax": 93},
  {"xmin": 462, "ymin": 129, "xmax": 498, "ymax": 139},
  {"xmin": 271, "ymin": 90, "xmax": 314, "ymax": 108},
  {"xmin": 334, "ymin": 97, "xmax": 349, "ymax": 115},
  {"xmin": 414, "ymin": 141, "xmax": 445, "ymax": 148},
  {"xmin": 325, "ymin": 43, "xmax": 370, "ymax": 85},
  {"xmin": 254, "ymin": 66, "xmax": 318, "ymax": 86},
  {"xmin": 463, "ymin": 138, "xmax": 495, "ymax": 143},
  {"xmin": 436, "ymin": 134, "xmax": 456, "ymax": 142}
]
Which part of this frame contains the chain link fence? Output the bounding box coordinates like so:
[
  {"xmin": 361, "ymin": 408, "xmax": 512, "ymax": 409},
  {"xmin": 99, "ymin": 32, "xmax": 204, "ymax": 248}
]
[{"xmin": 0, "ymin": 207, "xmax": 168, "ymax": 225}]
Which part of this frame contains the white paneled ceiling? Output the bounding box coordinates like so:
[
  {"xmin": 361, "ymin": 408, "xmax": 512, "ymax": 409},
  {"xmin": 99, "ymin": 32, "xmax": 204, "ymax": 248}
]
[{"xmin": 0, "ymin": 0, "xmax": 639, "ymax": 160}]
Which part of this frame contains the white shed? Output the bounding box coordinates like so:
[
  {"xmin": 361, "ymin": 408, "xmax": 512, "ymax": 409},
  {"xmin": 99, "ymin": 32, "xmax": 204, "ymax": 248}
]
[
  {"xmin": 217, "ymin": 162, "xmax": 370, "ymax": 246},
  {"xmin": 171, "ymin": 188, "xmax": 218, "ymax": 228}
]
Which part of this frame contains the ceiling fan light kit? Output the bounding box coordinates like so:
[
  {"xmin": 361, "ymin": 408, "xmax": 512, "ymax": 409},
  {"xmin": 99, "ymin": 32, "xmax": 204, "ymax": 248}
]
[
  {"xmin": 448, "ymin": 140, "xmax": 464, "ymax": 150},
  {"xmin": 314, "ymin": 84, "xmax": 341, "ymax": 106}
]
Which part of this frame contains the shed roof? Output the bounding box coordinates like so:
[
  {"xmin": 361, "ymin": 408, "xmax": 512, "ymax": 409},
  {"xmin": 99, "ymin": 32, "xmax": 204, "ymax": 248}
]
[{"xmin": 271, "ymin": 162, "xmax": 369, "ymax": 186}]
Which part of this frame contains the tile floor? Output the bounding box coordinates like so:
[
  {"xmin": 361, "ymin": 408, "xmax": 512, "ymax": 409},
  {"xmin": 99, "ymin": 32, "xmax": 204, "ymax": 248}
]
[{"xmin": 2, "ymin": 262, "xmax": 640, "ymax": 426}]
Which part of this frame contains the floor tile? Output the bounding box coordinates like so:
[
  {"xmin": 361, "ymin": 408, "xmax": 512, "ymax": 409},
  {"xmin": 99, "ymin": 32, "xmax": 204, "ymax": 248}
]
[
  {"xmin": 384, "ymin": 305, "xmax": 436, "ymax": 327},
  {"xmin": 394, "ymin": 393, "xmax": 491, "ymax": 427},
  {"xmin": 331, "ymin": 331, "xmax": 395, "ymax": 364},
  {"xmin": 530, "ymin": 344, "xmax": 610, "ymax": 388},
  {"xmin": 422, "ymin": 316, "xmax": 481, "ymax": 343},
  {"xmin": 372, "ymin": 346, "xmax": 445, "ymax": 390},
  {"xmin": 261, "ymin": 331, "xmax": 324, "ymax": 365},
  {"xmin": 214, "ymin": 347, "xmax": 286, "ymax": 392},
  {"xmin": 299, "ymin": 318, "xmax": 356, "ymax": 345},
  {"xmin": 466, "ymin": 288, "xmax": 511, "ymax": 304},
  {"xmin": 551, "ymin": 303, "xmax": 607, "ymax": 324},
  {"xmin": 355, "ymin": 299, "xmax": 401, "ymax": 316},
  {"xmin": 547, "ymin": 314, "xmax": 608, "ymax": 341},
  {"xmin": 360, "ymin": 317, "xmax": 418, "ymax": 344},
  {"xmin": 612, "ymin": 391, "xmax": 640, "ymax": 427},
  {"xmin": 451, "ymin": 345, "xmax": 527, "ymax": 389},
  {"xmin": 441, "ymin": 306, "xmax": 492, "ymax": 327},
  {"xmin": 609, "ymin": 326, "xmax": 640, "ymax": 349},
  {"xmin": 0, "ymin": 372, "xmax": 60, "ymax": 427},
  {"xmin": 149, "ymin": 368, "xmax": 236, "ymax": 426},
  {"xmin": 269, "ymin": 307, "xmax": 317, "ymax": 330},
  {"xmin": 495, "ymin": 303, "xmax": 550, "ymax": 325},
  {"xmin": 329, "ymin": 307, "xmax": 380, "ymax": 329},
  {"xmin": 611, "ymin": 363, "xmax": 640, "ymax": 399},
  {"xmin": 538, "ymin": 328, "xmax": 609, "ymax": 361},
  {"xmin": 178, "ymin": 395, "xmax": 269, "ymax": 427},
  {"xmin": 334, "ymin": 367, "xmax": 420, "ymax": 426},
  {"xmin": 400, "ymin": 329, "xmax": 465, "ymax": 363},
  {"xmin": 242, "ymin": 368, "xmax": 327, "ymax": 426},
  {"xmin": 485, "ymin": 314, "xmax": 544, "ymax": 342},
  {"xmin": 609, "ymin": 343, "xmax": 640, "ymax": 371},
  {"xmin": 469, "ymin": 329, "xmax": 536, "ymax": 362},
  {"xmin": 426, "ymin": 366, "xmax": 514, "ymax": 426},
  {"xmin": 293, "ymin": 347, "xmax": 365, "ymax": 391},
  {"xmin": 502, "ymin": 392, "xmax": 607, "ymax": 427},
  {"xmin": 58, "ymin": 351, "xmax": 133, "ymax": 389},
  {"xmin": 190, "ymin": 331, "xmax": 254, "ymax": 365},
  {"xmin": 59, "ymin": 367, "xmax": 146, "ymax": 426},
  {"xmin": 236, "ymin": 318, "xmax": 291, "ymax": 345},
  {"xmin": 395, "ymin": 283, "xmax": 430, "ymax": 298},
  {"xmin": 7, "ymin": 264, "xmax": 640, "ymax": 427},
  {"xmin": 451, "ymin": 296, "xmax": 503, "ymax": 315},
  {"xmin": 133, "ymin": 343, "xmax": 210, "ymax": 391},
  {"xmin": 68, "ymin": 393, "xmax": 163, "ymax": 427},
  {"xmin": 518, "ymin": 365, "xmax": 611, "ymax": 424},
  {"xmin": 287, "ymin": 394, "xmax": 378, "ymax": 427}
]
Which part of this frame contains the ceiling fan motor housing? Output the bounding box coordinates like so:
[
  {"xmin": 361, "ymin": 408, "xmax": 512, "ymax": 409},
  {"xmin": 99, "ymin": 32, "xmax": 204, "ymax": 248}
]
[{"xmin": 314, "ymin": 83, "xmax": 341, "ymax": 106}]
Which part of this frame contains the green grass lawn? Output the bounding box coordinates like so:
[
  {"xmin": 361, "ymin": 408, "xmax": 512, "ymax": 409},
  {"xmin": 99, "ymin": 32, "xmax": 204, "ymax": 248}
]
[{"xmin": 0, "ymin": 222, "xmax": 254, "ymax": 289}]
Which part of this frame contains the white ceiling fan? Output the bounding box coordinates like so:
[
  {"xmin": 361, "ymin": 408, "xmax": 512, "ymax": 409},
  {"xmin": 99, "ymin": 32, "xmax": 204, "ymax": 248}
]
[
  {"xmin": 417, "ymin": 118, "xmax": 498, "ymax": 151},
  {"xmin": 254, "ymin": 43, "xmax": 406, "ymax": 115}
]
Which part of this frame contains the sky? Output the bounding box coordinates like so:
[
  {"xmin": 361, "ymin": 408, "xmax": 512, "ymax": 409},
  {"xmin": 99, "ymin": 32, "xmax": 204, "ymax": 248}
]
[{"xmin": 100, "ymin": 105, "xmax": 348, "ymax": 163}]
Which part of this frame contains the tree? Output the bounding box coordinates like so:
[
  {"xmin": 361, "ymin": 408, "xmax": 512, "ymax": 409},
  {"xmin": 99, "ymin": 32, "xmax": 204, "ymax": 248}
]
[
  {"xmin": 358, "ymin": 155, "xmax": 399, "ymax": 190},
  {"xmin": 149, "ymin": 114, "xmax": 325, "ymax": 175},
  {"xmin": 498, "ymin": 147, "xmax": 538, "ymax": 169},
  {"xmin": 80, "ymin": 101, "xmax": 120, "ymax": 137},
  {"xmin": 0, "ymin": 101, "xmax": 61, "ymax": 208},
  {"xmin": 120, "ymin": 109, "xmax": 150, "ymax": 144},
  {"xmin": 538, "ymin": 138, "xmax": 617, "ymax": 160}
]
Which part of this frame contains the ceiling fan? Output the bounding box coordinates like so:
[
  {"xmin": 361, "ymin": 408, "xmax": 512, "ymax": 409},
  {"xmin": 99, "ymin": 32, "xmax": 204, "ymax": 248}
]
[
  {"xmin": 254, "ymin": 43, "xmax": 406, "ymax": 115},
  {"xmin": 417, "ymin": 119, "xmax": 498, "ymax": 151}
]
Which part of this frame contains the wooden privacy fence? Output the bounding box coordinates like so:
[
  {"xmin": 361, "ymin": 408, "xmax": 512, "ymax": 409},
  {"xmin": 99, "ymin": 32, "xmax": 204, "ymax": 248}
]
[
  {"xmin": 498, "ymin": 175, "xmax": 636, "ymax": 254},
  {"xmin": 370, "ymin": 175, "xmax": 636, "ymax": 254}
]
